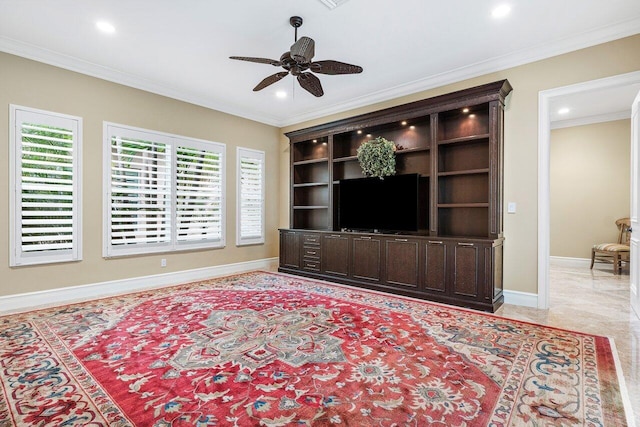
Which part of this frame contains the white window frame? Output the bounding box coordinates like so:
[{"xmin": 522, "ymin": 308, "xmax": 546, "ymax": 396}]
[
  {"xmin": 236, "ymin": 147, "xmax": 265, "ymax": 246},
  {"xmin": 9, "ymin": 105, "xmax": 83, "ymax": 266},
  {"xmin": 103, "ymin": 122, "xmax": 226, "ymax": 257}
]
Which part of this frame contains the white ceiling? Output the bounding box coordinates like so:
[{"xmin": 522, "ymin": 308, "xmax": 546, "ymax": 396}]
[{"xmin": 1, "ymin": 0, "xmax": 639, "ymax": 127}]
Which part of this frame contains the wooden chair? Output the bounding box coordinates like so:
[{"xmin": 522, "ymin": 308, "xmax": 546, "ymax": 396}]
[{"xmin": 590, "ymin": 217, "xmax": 631, "ymax": 274}]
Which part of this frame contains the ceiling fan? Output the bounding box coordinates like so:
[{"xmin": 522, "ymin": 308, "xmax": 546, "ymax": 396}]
[{"xmin": 230, "ymin": 16, "xmax": 363, "ymax": 97}]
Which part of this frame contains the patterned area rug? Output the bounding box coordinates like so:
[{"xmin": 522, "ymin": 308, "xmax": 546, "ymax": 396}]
[{"xmin": 0, "ymin": 272, "xmax": 631, "ymax": 426}]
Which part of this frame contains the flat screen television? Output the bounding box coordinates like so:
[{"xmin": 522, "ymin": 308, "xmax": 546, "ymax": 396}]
[{"xmin": 338, "ymin": 173, "xmax": 421, "ymax": 233}]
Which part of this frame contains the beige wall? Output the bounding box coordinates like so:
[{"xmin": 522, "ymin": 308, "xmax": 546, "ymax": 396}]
[
  {"xmin": 3, "ymin": 34, "xmax": 640, "ymax": 300},
  {"xmin": 281, "ymin": 34, "xmax": 640, "ymax": 295},
  {"xmin": 0, "ymin": 52, "xmax": 281, "ymax": 298},
  {"xmin": 550, "ymin": 120, "xmax": 630, "ymax": 259}
]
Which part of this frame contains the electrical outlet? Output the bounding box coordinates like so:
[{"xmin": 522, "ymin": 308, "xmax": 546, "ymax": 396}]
[{"xmin": 161, "ymin": 258, "xmax": 167, "ymax": 267}]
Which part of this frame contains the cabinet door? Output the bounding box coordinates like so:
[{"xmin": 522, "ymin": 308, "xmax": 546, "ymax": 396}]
[
  {"xmin": 385, "ymin": 238, "xmax": 420, "ymax": 289},
  {"xmin": 424, "ymin": 240, "xmax": 447, "ymax": 293},
  {"xmin": 322, "ymin": 234, "xmax": 349, "ymax": 277},
  {"xmin": 452, "ymin": 242, "xmax": 484, "ymax": 299},
  {"xmin": 280, "ymin": 231, "xmax": 301, "ymax": 269},
  {"xmin": 352, "ymin": 236, "xmax": 382, "ymax": 282}
]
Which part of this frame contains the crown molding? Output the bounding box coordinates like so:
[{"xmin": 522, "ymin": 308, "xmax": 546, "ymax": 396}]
[
  {"xmin": 1, "ymin": 16, "xmax": 639, "ymax": 129},
  {"xmin": 0, "ymin": 36, "xmax": 284, "ymax": 127},
  {"xmin": 280, "ymin": 17, "xmax": 640, "ymax": 126}
]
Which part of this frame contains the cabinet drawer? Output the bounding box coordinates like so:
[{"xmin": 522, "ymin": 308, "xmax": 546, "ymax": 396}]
[
  {"xmin": 303, "ymin": 247, "xmax": 320, "ymax": 258},
  {"xmin": 303, "ymin": 234, "xmax": 320, "ymax": 245},
  {"xmin": 303, "ymin": 260, "xmax": 320, "ymax": 271}
]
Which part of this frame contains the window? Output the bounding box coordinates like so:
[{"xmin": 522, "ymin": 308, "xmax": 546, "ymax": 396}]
[
  {"xmin": 104, "ymin": 123, "xmax": 225, "ymax": 257},
  {"xmin": 9, "ymin": 105, "xmax": 82, "ymax": 266},
  {"xmin": 236, "ymin": 147, "xmax": 265, "ymax": 246}
]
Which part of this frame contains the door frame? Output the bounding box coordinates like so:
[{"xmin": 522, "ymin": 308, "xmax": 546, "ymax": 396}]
[{"xmin": 537, "ymin": 71, "xmax": 640, "ymax": 309}]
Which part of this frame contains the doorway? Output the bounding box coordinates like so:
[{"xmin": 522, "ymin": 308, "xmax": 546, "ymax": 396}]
[{"xmin": 538, "ymin": 71, "xmax": 640, "ymax": 309}]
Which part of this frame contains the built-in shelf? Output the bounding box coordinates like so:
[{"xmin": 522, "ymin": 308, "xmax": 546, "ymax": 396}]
[
  {"xmin": 293, "ymin": 157, "xmax": 329, "ymax": 166},
  {"xmin": 438, "ymin": 168, "xmax": 489, "ymax": 177},
  {"xmin": 333, "ymin": 155, "xmax": 358, "ymax": 163},
  {"xmin": 283, "ymin": 79, "xmax": 512, "ymax": 313},
  {"xmin": 293, "ymin": 205, "xmax": 329, "ymax": 210},
  {"xmin": 397, "ymin": 146, "xmax": 430, "ymax": 154},
  {"xmin": 437, "ymin": 134, "xmax": 490, "ymax": 145},
  {"xmin": 293, "ymin": 182, "xmax": 329, "ymax": 188},
  {"xmin": 437, "ymin": 203, "xmax": 489, "ymax": 208}
]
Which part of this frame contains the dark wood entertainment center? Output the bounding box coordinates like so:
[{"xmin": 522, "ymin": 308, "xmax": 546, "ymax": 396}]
[{"xmin": 279, "ymin": 80, "xmax": 512, "ymax": 312}]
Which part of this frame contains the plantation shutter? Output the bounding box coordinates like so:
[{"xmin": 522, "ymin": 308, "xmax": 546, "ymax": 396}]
[
  {"xmin": 237, "ymin": 148, "xmax": 265, "ymax": 246},
  {"xmin": 107, "ymin": 128, "xmax": 172, "ymax": 256},
  {"xmin": 176, "ymin": 143, "xmax": 224, "ymax": 245},
  {"xmin": 104, "ymin": 123, "xmax": 226, "ymax": 257},
  {"xmin": 10, "ymin": 106, "xmax": 82, "ymax": 266}
]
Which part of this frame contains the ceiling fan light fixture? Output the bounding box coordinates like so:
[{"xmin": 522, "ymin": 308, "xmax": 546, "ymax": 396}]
[{"xmin": 230, "ymin": 15, "xmax": 362, "ymax": 97}]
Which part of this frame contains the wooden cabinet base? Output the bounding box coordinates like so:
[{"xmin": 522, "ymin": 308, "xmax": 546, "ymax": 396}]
[{"xmin": 279, "ymin": 229, "xmax": 504, "ymax": 313}]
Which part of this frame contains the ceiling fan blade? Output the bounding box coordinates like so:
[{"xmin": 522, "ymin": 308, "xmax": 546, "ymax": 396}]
[
  {"xmin": 253, "ymin": 72, "xmax": 289, "ymax": 91},
  {"xmin": 229, "ymin": 56, "xmax": 281, "ymax": 66},
  {"xmin": 297, "ymin": 72, "xmax": 324, "ymax": 97},
  {"xmin": 290, "ymin": 36, "xmax": 315, "ymax": 63},
  {"xmin": 310, "ymin": 60, "xmax": 363, "ymax": 75}
]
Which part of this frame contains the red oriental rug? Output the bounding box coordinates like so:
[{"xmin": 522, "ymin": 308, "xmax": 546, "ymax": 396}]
[{"xmin": 0, "ymin": 271, "xmax": 632, "ymax": 426}]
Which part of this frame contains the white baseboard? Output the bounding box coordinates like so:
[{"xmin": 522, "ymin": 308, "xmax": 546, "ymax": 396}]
[
  {"xmin": 503, "ymin": 289, "xmax": 538, "ymax": 308},
  {"xmin": 550, "ymin": 256, "xmax": 591, "ymax": 269},
  {"xmin": 1, "ymin": 257, "xmax": 279, "ymax": 315},
  {"xmin": 3, "ymin": 258, "xmax": 544, "ymax": 314}
]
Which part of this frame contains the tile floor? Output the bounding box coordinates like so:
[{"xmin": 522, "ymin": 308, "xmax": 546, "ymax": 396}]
[{"xmin": 496, "ymin": 261, "xmax": 640, "ymax": 426}]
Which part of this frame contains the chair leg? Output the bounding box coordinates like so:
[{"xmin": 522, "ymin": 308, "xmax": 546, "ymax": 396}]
[
  {"xmin": 590, "ymin": 249, "xmax": 595, "ymax": 269},
  {"xmin": 614, "ymin": 253, "xmax": 620, "ymax": 275}
]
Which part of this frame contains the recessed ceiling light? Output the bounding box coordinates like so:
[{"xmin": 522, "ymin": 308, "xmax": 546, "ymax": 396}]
[
  {"xmin": 558, "ymin": 107, "xmax": 570, "ymax": 115},
  {"xmin": 96, "ymin": 21, "xmax": 116, "ymax": 33},
  {"xmin": 491, "ymin": 4, "xmax": 511, "ymax": 18},
  {"xmin": 275, "ymin": 90, "xmax": 287, "ymax": 99}
]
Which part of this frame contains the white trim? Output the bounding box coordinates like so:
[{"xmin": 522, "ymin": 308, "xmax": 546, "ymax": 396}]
[
  {"xmin": 538, "ymin": 71, "xmax": 640, "ymax": 311},
  {"xmin": 551, "ymin": 110, "xmax": 631, "ymax": 129},
  {"xmin": 0, "ymin": 258, "xmax": 279, "ymax": 315},
  {"xmin": 503, "ymin": 290, "xmax": 538, "ymax": 308},
  {"xmin": 550, "ymin": 256, "xmax": 592, "ymax": 269},
  {"xmin": 2, "ymin": 17, "xmax": 640, "ymax": 127},
  {"xmin": 538, "ymin": 90, "xmax": 552, "ymax": 309}
]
